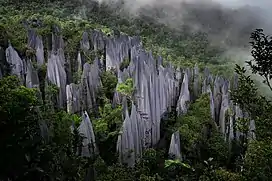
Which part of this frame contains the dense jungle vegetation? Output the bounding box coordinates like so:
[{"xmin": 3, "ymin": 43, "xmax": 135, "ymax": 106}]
[{"xmin": 0, "ymin": 0, "xmax": 272, "ymax": 180}]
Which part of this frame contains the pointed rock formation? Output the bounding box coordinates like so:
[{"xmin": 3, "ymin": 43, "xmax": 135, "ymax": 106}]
[
  {"xmin": 78, "ymin": 111, "xmax": 98, "ymax": 157},
  {"xmin": 5, "ymin": 45, "xmax": 25, "ymax": 83},
  {"xmin": 169, "ymin": 131, "xmax": 182, "ymax": 160}
]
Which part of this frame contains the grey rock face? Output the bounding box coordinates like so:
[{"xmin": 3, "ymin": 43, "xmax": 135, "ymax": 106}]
[
  {"xmin": 207, "ymin": 85, "xmax": 215, "ymax": 121},
  {"xmin": 25, "ymin": 59, "xmax": 39, "ymax": 89},
  {"xmin": 78, "ymin": 111, "xmax": 98, "ymax": 157},
  {"xmin": 234, "ymin": 104, "xmax": 256, "ymax": 141},
  {"xmin": 227, "ymin": 101, "xmax": 234, "ymax": 142},
  {"xmin": 80, "ymin": 62, "xmax": 101, "ymax": 111},
  {"xmin": 5, "ymin": 45, "xmax": 25, "ymax": 83},
  {"xmin": 66, "ymin": 83, "xmax": 81, "ymax": 114},
  {"xmin": 4, "ymin": 26, "xmax": 258, "ymax": 168},
  {"xmin": 117, "ymin": 109, "xmax": 135, "ymax": 167},
  {"xmin": 129, "ymin": 104, "xmax": 142, "ymax": 158},
  {"xmin": 219, "ymin": 83, "xmax": 230, "ymax": 140},
  {"xmin": 27, "ymin": 29, "xmax": 44, "ymax": 66},
  {"xmin": 249, "ymin": 119, "xmax": 256, "ymax": 140},
  {"xmin": 81, "ymin": 31, "xmax": 90, "ymax": 51},
  {"xmin": 234, "ymin": 104, "xmax": 243, "ymax": 139},
  {"xmin": 51, "ymin": 31, "xmax": 65, "ymax": 53},
  {"xmin": 176, "ymin": 71, "xmax": 190, "ymax": 115},
  {"xmin": 27, "ymin": 29, "xmax": 37, "ymax": 49},
  {"xmin": 105, "ymin": 38, "xmax": 118, "ymax": 70},
  {"xmin": 193, "ymin": 65, "xmax": 200, "ymax": 100},
  {"xmin": 233, "ymin": 73, "xmax": 239, "ymax": 90},
  {"xmin": 157, "ymin": 56, "xmax": 163, "ymax": 67},
  {"xmin": 116, "ymin": 40, "xmax": 181, "ymax": 165},
  {"xmin": 213, "ymin": 76, "xmax": 223, "ymax": 124},
  {"xmin": 106, "ymin": 37, "xmax": 129, "ymax": 70},
  {"xmin": 46, "ymin": 51, "xmax": 67, "ymax": 108},
  {"xmin": 169, "ymin": 131, "xmax": 182, "ymax": 160},
  {"xmin": 35, "ymin": 35, "xmax": 45, "ymax": 67},
  {"xmin": 91, "ymin": 30, "xmax": 105, "ymax": 51}
]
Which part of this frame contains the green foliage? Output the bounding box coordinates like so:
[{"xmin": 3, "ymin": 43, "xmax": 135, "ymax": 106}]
[
  {"xmin": 205, "ymin": 131, "xmax": 229, "ymax": 166},
  {"xmin": 0, "ymin": 13, "xmax": 27, "ymax": 52},
  {"xmin": 44, "ymin": 82, "xmax": 59, "ymax": 110},
  {"xmin": 138, "ymin": 148, "xmax": 159, "ymax": 170},
  {"xmin": 81, "ymin": 49, "xmax": 104, "ymax": 65},
  {"xmin": 93, "ymin": 103, "xmax": 123, "ymax": 142},
  {"xmin": 0, "ymin": 0, "xmax": 230, "ymax": 74},
  {"xmin": 175, "ymin": 94, "xmax": 215, "ymax": 151},
  {"xmin": 71, "ymin": 113, "xmax": 81, "ymax": 127},
  {"xmin": 231, "ymin": 30, "xmax": 272, "ymax": 180},
  {"xmin": 2, "ymin": 1, "xmax": 272, "ymax": 180},
  {"xmin": 231, "ymin": 65, "xmax": 272, "ymax": 139},
  {"xmin": 73, "ymin": 69, "xmax": 82, "ymax": 84},
  {"xmin": 247, "ymin": 29, "xmax": 272, "ymax": 91},
  {"xmin": 91, "ymin": 102, "xmax": 123, "ymax": 164},
  {"xmin": 165, "ymin": 159, "xmax": 192, "ymax": 170},
  {"xmin": 101, "ymin": 26, "xmax": 113, "ymax": 36},
  {"xmin": 139, "ymin": 174, "xmax": 156, "ymax": 181},
  {"xmin": 243, "ymin": 140, "xmax": 272, "ymax": 180},
  {"xmin": 116, "ymin": 78, "xmax": 134, "ymax": 100},
  {"xmin": 163, "ymin": 159, "xmax": 195, "ymax": 180},
  {"xmin": 37, "ymin": 64, "xmax": 47, "ymax": 100},
  {"xmin": 0, "ymin": 25, "xmax": 8, "ymax": 48},
  {"xmin": 235, "ymin": 117, "xmax": 250, "ymax": 135},
  {"xmin": 170, "ymin": 94, "xmax": 230, "ymax": 179},
  {"xmin": 93, "ymin": 148, "xmax": 165, "ymax": 180},
  {"xmin": 40, "ymin": 111, "xmax": 87, "ymax": 180},
  {"xmin": 0, "ymin": 76, "xmax": 87, "ymax": 180},
  {"xmin": 231, "ymin": 71, "xmax": 272, "ymax": 179},
  {"xmin": 120, "ymin": 57, "xmax": 130, "ymax": 71},
  {"xmin": 100, "ymin": 70, "xmax": 118, "ymax": 101},
  {"xmin": 213, "ymin": 169, "xmax": 244, "ymax": 181},
  {"xmin": 47, "ymin": 84, "xmax": 59, "ymax": 95},
  {"xmin": 96, "ymin": 163, "xmax": 135, "ymax": 181},
  {"xmin": 200, "ymin": 168, "xmax": 244, "ymax": 181},
  {"xmin": 0, "ymin": 76, "xmax": 40, "ymax": 180}
]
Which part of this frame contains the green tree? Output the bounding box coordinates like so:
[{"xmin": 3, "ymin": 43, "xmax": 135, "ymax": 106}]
[
  {"xmin": 116, "ymin": 78, "xmax": 134, "ymax": 101},
  {"xmin": 231, "ymin": 65, "xmax": 272, "ymax": 180},
  {"xmin": 231, "ymin": 29, "xmax": 272, "ymax": 180},
  {"xmin": 247, "ymin": 29, "xmax": 272, "ymax": 91},
  {"xmin": 0, "ymin": 76, "xmax": 41, "ymax": 180},
  {"xmin": 0, "ymin": 76, "xmax": 87, "ymax": 180}
]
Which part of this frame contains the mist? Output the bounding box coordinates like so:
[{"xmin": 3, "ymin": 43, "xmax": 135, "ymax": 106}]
[
  {"xmin": 95, "ymin": 0, "xmax": 272, "ymax": 48},
  {"xmin": 94, "ymin": 0, "xmax": 272, "ymax": 94}
]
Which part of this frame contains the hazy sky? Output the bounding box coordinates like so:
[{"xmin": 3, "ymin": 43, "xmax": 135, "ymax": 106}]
[
  {"xmin": 97, "ymin": 0, "xmax": 272, "ymax": 24},
  {"xmin": 95, "ymin": 0, "xmax": 272, "ymax": 44},
  {"xmin": 97, "ymin": 0, "xmax": 272, "ymax": 8},
  {"xmin": 94, "ymin": 0, "xmax": 271, "ymax": 94}
]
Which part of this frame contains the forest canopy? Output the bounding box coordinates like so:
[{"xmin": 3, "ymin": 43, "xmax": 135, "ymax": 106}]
[{"xmin": 0, "ymin": 0, "xmax": 271, "ymax": 181}]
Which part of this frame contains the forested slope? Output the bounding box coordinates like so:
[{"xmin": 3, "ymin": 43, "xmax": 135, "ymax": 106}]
[{"xmin": 0, "ymin": 0, "xmax": 271, "ymax": 181}]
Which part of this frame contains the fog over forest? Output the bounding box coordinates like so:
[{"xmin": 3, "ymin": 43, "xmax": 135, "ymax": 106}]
[
  {"xmin": 95, "ymin": 0, "xmax": 272, "ymax": 48},
  {"xmin": 91, "ymin": 0, "xmax": 272, "ymax": 95}
]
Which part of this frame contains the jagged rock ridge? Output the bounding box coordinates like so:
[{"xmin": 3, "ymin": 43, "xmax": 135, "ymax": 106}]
[{"xmin": 0, "ymin": 25, "xmax": 256, "ymax": 166}]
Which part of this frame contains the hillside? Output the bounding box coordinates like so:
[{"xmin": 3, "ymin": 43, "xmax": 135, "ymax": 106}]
[
  {"xmin": 0, "ymin": 0, "xmax": 272, "ymax": 181},
  {"xmin": 1, "ymin": 0, "xmax": 239, "ymax": 72}
]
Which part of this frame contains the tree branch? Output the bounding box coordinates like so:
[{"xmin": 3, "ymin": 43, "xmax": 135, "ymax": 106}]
[{"xmin": 264, "ymin": 75, "xmax": 272, "ymax": 92}]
